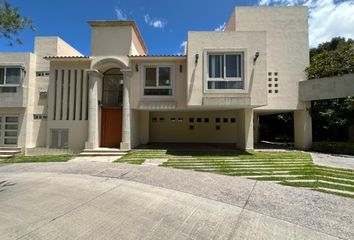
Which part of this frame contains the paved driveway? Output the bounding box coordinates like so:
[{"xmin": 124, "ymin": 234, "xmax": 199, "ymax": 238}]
[{"xmin": 0, "ymin": 162, "xmax": 353, "ymax": 240}]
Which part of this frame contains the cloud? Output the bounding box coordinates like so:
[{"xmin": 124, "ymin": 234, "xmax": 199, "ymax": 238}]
[
  {"xmin": 144, "ymin": 14, "xmax": 167, "ymax": 29},
  {"xmin": 214, "ymin": 22, "xmax": 226, "ymax": 31},
  {"xmin": 114, "ymin": 7, "xmax": 127, "ymax": 20},
  {"xmin": 258, "ymin": 0, "xmax": 354, "ymax": 47},
  {"xmin": 180, "ymin": 41, "xmax": 187, "ymax": 55}
]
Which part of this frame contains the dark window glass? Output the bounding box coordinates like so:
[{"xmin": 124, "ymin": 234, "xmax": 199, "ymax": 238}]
[
  {"xmin": 208, "ymin": 55, "xmax": 224, "ymax": 78},
  {"xmin": 0, "ymin": 68, "xmax": 4, "ymax": 84},
  {"xmin": 226, "ymin": 55, "xmax": 241, "ymax": 78},
  {"xmin": 6, "ymin": 68, "xmax": 21, "ymax": 84},
  {"xmin": 231, "ymin": 118, "xmax": 236, "ymax": 123},
  {"xmin": 223, "ymin": 118, "xmax": 228, "ymax": 123},
  {"xmin": 216, "ymin": 118, "xmax": 220, "ymax": 123},
  {"xmin": 145, "ymin": 67, "xmax": 157, "ymax": 86},
  {"xmin": 204, "ymin": 118, "xmax": 209, "ymax": 123},
  {"xmin": 144, "ymin": 89, "xmax": 172, "ymax": 96},
  {"xmin": 197, "ymin": 118, "xmax": 202, "ymax": 123},
  {"xmin": 189, "ymin": 118, "xmax": 194, "ymax": 123},
  {"xmin": 216, "ymin": 125, "xmax": 220, "ymax": 130},
  {"xmin": 159, "ymin": 67, "xmax": 171, "ymax": 86},
  {"xmin": 102, "ymin": 70, "xmax": 123, "ymax": 106},
  {"xmin": 208, "ymin": 81, "xmax": 243, "ymax": 89}
]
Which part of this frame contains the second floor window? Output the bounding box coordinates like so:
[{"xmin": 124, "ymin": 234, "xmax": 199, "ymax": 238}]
[
  {"xmin": 207, "ymin": 53, "xmax": 244, "ymax": 90},
  {"xmin": 0, "ymin": 67, "xmax": 23, "ymax": 86},
  {"xmin": 144, "ymin": 66, "xmax": 172, "ymax": 96}
]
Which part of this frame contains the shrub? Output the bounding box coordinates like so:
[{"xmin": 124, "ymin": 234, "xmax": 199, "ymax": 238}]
[{"xmin": 312, "ymin": 142, "xmax": 354, "ymax": 155}]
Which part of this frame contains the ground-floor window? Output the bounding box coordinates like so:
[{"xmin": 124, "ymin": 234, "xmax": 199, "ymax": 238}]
[
  {"xmin": 50, "ymin": 129, "xmax": 68, "ymax": 149},
  {"xmin": 0, "ymin": 115, "xmax": 18, "ymax": 145}
]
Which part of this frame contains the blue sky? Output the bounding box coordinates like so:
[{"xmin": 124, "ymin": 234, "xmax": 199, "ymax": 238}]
[{"xmin": 1, "ymin": 0, "xmax": 354, "ymax": 55}]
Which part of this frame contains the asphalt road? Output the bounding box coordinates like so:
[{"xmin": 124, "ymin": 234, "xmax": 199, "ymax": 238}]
[{"xmin": 0, "ymin": 162, "xmax": 353, "ymax": 240}]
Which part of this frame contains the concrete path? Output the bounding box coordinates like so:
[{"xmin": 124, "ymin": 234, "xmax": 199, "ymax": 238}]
[
  {"xmin": 69, "ymin": 156, "xmax": 119, "ymax": 163},
  {"xmin": 0, "ymin": 162, "xmax": 353, "ymax": 240},
  {"xmin": 311, "ymin": 152, "xmax": 354, "ymax": 170}
]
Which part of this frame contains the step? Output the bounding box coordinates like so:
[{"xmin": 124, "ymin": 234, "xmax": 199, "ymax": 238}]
[
  {"xmin": 79, "ymin": 152, "xmax": 127, "ymax": 157},
  {"xmin": 0, "ymin": 155, "xmax": 14, "ymax": 159},
  {"xmin": 0, "ymin": 147, "xmax": 21, "ymax": 151},
  {"xmin": 0, "ymin": 150, "xmax": 21, "ymax": 155},
  {"xmin": 82, "ymin": 148, "xmax": 127, "ymax": 153}
]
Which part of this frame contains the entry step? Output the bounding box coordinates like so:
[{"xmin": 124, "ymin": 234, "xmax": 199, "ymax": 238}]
[
  {"xmin": 79, "ymin": 148, "xmax": 128, "ymax": 156},
  {"xmin": 0, "ymin": 147, "xmax": 22, "ymax": 159}
]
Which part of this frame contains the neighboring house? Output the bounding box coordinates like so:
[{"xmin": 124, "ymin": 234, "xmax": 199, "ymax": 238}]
[{"xmin": 0, "ymin": 6, "xmax": 313, "ymax": 153}]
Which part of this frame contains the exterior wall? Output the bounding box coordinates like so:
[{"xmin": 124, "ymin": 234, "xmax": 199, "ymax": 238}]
[
  {"xmin": 228, "ymin": 6, "xmax": 309, "ymax": 111},
  {"xmin": 186, "ymin": 31, "xmax": 267, "ymax": 107},
  {"xmin": 91, "ymin": 26, "xmax": 133, "ymax": 56},
  {"xmin": 47, "ymin": 60, "xmax": 91, "ymax": 151},
  {"xmin": 129, "ymin": 58, "xmax": 187, "ymax": 110},
  {"xmin": 299, "ymin": 74, "xmax": 354, "ymax": 101}
]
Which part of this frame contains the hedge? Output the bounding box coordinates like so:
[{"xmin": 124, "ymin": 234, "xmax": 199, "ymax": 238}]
[{"xmin": 312, "ymin": 142, "xmax": 354, "ymax": 155}]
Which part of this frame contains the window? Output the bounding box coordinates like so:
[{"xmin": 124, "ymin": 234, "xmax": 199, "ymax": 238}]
[
  {"xmin": 143, "ymin": 66, "xmax": 172, "ymax": 96},
  {"xmin": 50, "ymin": 129, "xmax": 68, "ymax": 149},
  {"xmin": 0, "ymin": 116, "xmax": 18, "ymax": 145},
  {"xmin": 207, "ymin": 53, "xmax": 244, "ymax": 90},
  {"xmin": 33, "ymin": 114, "xmax": 48, "ymax": 120},
  {"xmin": 0, "ymin": 67, "xmax": 23, "ymax": 85},
  {"xmin": 36, "ymin": 71, "xmax": 49, "ymax": 77}
]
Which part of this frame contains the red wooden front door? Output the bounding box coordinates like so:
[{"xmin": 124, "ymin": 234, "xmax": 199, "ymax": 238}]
[{"xmin": 101, "ymin": 107, "xmax": 122, "ymax": 148}]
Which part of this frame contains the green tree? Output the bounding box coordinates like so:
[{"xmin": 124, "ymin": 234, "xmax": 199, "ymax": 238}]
[
  {"xmin": 0, "ymin": 1, "xmax": 34, "ymax": 46},
  {"xmin": 306, "ymin": 37, "xmax": 354, "ymax": 141}
]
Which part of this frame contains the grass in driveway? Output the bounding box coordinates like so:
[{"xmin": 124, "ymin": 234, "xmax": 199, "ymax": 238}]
[
  {"xmin": 0, "ymin": 154, "xmax": 74, "ymax": 163},
  {"xmin": 118, "ymin": 149, "xmax": 354, "ymax": 198}
]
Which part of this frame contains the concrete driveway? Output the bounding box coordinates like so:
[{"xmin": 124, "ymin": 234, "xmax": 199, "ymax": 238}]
[{"xmin": 0, "ymin": 162, "xmax": 353, "ymax": 240}]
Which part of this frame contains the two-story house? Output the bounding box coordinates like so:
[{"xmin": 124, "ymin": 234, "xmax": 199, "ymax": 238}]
[{"xmin": 0, "ymin": 6, "xmax": 313, "ymax": 154}]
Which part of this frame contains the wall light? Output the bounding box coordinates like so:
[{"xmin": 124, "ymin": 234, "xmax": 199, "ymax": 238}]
[
  {"xmin": 195, "ymin": 54, "xmax": 199, "ymax": 64},
  {"xmin": 253, "ymin": 52, "xmax": 260, "ymax": 64},
  {"xmin": 135, "ymin": 64, "xmax": 139, "ymax": 72}
]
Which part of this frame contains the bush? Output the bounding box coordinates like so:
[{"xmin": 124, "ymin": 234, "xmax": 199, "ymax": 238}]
[{"xmin": 312, "ymin": 142, "xmax": 354, "ymax": 155}]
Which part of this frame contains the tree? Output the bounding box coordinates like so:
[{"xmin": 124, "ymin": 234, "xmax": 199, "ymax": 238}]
[
  {"xmin": 0, "ymin": 1, "xmax": 34, "ymax": 46},
  {"xmin": 306, "ymin": 37, "xmax": 354, "ymax": 142},
  {"xmin": 305, "ymin": 37, "xmax": 354, "ymax": 80}
]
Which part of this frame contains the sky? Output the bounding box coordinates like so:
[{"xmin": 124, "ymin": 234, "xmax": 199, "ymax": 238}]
[{"xmin": 1, "ymin": 0, "xmax": 354, "ymax": 55}]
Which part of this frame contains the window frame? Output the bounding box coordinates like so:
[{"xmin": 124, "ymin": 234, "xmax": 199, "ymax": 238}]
[
  {"xmin": 141, "ymin": 63, "xmax": 175, "ymax": 98},
  {"xmin": 0, "ymin": 66, "xmax": 24, "ymax": 87},
  {"xmin": 203, "ymin": 49, "xmax": 248, "ymax": 93}
]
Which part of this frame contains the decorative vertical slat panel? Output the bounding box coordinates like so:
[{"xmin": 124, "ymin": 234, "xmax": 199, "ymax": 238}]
[
  {"xmin": 53, "ymin": 70, "xmax": 58, "ymax": 120},
  {"xmin": 67, "ymin": 70, "xmax": 72, "ymax": 120},
  {"xmin": 55, "ymin": 70, "xmax": 62, "ymax": 121},
  {"xmin": 69, "ymin": 70, "xmax": 75, "ymax": 120},
  {"xmin": 62, "ymin": 70, "xmax": 69, "ymax": 121},
  {"xmin": 75, "ymin": 70, "xmax": 82, "ymax": 121},
  {"xmin": 73, "ymin": 70, "xmax": 77, "ymax": 120},
  {"xmin": 80, "ymin": 70, "xmax": 84, "ymax": 120},
  {"xmin": 86, "ymin": 72, "xmax": 89, "ymax": 120},
  {"xmin": 60, "ymin": 70, "xmax": 65, "ymax": 120},
  {"xmin": 82, "ymin": 70, "xmax": 88, "ymax": 121}
]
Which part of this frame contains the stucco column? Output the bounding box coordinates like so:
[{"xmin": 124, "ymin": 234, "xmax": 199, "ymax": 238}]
[
  {"xmin": 253, "ymin": 112, "xmax": 260, "ymax": 144},
  {"xmin": 85, "ymin": 70, "xmax": 102, "ymax": 149},
  {"xmin": 237, "ymin": 108, "xmax": 254, "ymax": 150},
  {"xmin": 120, "ymin": 69, "xmax": 132, "ymax": 150},
  {"xmin": 294, "ymin": 102, "xmax": 312, "ymax": 150}
]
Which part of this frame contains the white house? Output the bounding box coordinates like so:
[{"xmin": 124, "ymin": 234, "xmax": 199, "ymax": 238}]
[{"xmin": 0, "ymin": 6, "xmax": 314, "ymax": 154}]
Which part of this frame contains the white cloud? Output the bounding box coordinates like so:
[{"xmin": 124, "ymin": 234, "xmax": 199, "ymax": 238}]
[
  {"xmin": 214, "ymin": 22, "xmax": 226, "ymax": 31},
  {"xmin": 258, "ymin": 0, "xmax": 354, "ymax": 47},
  {"xmin": 115, "ymin": 7, "xmax": 127, "ymax": 20},
  {"xmin": 180, "ymin": 40, "xmax": 187, "ymax": 55},
  {"xmin": 144, "ymin": 14, "xmax": 167, "ymax": 29}
]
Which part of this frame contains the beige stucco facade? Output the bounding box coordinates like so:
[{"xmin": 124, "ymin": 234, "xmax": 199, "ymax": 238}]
[{"xmin": 0, "ymin": 6, "xmax": 322, "ymax": 153}]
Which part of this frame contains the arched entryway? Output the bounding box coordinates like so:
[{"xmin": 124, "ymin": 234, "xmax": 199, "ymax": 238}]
[{"xmin": 100, "ymin": 68, "xmax": 123, "ymax": 147}]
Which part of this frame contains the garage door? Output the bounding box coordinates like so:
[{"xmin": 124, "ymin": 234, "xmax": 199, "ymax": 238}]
[{"xmin": 149, "ymin": 111, "xmax": 237, "ymax": 143}]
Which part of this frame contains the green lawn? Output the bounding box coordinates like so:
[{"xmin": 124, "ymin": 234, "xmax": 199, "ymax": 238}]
[
  {"xmin": 0, "ymin": 154, "xmax": 74, "ymax": 163},
  {"xmin": 117, "ymin": 149, "xmax": 354, "ymax": 198}
]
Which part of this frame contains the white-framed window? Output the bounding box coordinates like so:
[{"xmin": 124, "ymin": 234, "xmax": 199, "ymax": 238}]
[
  {"xmin": 143, "ymin": 65, "xmax": 173, "ymax": 96},
  {"xmin": 206, "ymin": 52, "xmax": 245, "ymax": 90},
  {"xmin": 33, "ymin": 114, "xmax": 48, "ymax": 120},
  {"xmin": 0, "ymin": 67, "xmax": 23, "ymax": 86},
  {"xmin": 0, "ymin": 115, "xmax": 19, "ymax": 145}
]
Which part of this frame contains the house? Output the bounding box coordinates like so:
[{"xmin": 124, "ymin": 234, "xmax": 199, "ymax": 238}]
[{"xmin": 0, "ymin": 6, "xmax": 313, "ymax": 154}]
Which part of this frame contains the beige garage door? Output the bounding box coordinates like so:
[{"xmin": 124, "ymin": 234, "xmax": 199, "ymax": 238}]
[{"xmin": 149, "ymin": 111, "xmax": 238, "ymax": 143}]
